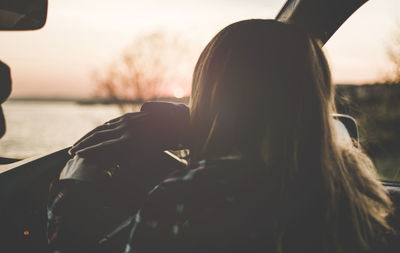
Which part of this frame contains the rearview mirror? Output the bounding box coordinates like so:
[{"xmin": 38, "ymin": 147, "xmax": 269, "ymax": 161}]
[{"xmin": 0, "ymin": 0, "xmax": 47, "ymax": 31}]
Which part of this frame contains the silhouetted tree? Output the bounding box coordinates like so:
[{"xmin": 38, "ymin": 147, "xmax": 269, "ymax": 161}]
[
  {"xmin": 94, "ymin": 32, "xmax": 195, "ymax": 111},
  {"xmin": 386, "ymin": 23, "xmax": 400, "ymax": 84}
]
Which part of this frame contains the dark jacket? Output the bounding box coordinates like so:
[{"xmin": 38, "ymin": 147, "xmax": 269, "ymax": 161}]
[{"xmin": 47, "ymin": 157, "xmax": 333, "ymax": 253}]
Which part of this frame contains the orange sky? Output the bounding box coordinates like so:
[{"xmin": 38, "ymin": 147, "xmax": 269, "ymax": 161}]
[{"xmin": 0, "ymin": 0, "xmax": 399, "ymax": 98}]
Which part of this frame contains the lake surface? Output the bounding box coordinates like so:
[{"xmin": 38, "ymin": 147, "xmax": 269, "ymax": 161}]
[
  {"xmin": 0, "ymin": 101, "xmax": 139, "ymax": 159},
  {"xmin": 1, "ymin": 100, "xmax": 398, "ymax": 181}
]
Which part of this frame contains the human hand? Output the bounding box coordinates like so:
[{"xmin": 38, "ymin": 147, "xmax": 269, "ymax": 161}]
[
  {"xmin": 69, "ymin": 112, "xmax": 152, "ymax": 163},
  {"xmin": 69, "ymin": 102, "xmax": 189, "ymax": 164}
]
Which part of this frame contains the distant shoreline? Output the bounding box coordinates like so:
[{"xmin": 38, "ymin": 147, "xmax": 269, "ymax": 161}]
[
  {"xmin": 8, "ymin": 83, "xmax": 398, "ymax": 105},
  {"xmin": 8, "ymin": 96, "xmax": 190, "ymax": 105}
]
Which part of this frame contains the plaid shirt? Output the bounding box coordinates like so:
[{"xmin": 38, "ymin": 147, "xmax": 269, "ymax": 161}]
[{"xmin": 48, "ymin": 158, "xmax": 326, "ymax": 253}]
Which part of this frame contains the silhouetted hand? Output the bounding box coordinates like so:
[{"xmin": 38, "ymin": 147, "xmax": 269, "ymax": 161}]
[
  {"xmin": 69, "ymin": 112, "xmax": 148, "ymax": 159},
  {"xmin": 68, "ymin": 102, "xmax": 189, "ymax": 165}
]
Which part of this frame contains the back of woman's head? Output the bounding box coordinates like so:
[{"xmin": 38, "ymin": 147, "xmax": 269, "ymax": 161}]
[
  {"xmin": 190, "ymin": 19, "xmax": 393, "ymax": 252},
  {"xmin": 191, "ymin": 19, "xmax": 331, "ymax": 165}
]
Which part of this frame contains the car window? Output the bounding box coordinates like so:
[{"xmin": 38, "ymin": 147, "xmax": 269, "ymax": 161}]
[
  {"xmin": 325, "ymin": 0, "xmax": 400, "ymax": 181},
  {"xmin": 0, "ymin": 0, "xmax": 282, "ymax": 159},
  {"xmin": 0, "ymin": 0, "xmax": 399, "ymax": 182}
]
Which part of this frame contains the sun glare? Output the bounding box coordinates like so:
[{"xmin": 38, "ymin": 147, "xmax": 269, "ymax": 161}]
[{"xmin": 173, "ymin": 88, "xmax": 185, "ymax": 98}]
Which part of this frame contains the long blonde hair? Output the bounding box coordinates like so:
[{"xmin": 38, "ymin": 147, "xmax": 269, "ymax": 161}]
[{"xmin": 189, "ymin": 19, "xmax": 393, "ymax": 252}]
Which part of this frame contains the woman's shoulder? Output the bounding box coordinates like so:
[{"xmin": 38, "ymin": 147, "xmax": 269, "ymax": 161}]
[
  {"xmin": 148, "ymin": 157, "xmax": 267, "ymax": 200},
  {"xmin": 161, "ymin": 156, "xmax": 265, "ymax": 184},
  {"xmin": 129, "ymin": 158, "xmax": 272, "ymax": 252}
]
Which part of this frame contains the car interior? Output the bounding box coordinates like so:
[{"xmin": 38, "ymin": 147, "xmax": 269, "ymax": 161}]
[{"xmin": 0, "ymin": 0, "xmax": 399, "ymax": 252}]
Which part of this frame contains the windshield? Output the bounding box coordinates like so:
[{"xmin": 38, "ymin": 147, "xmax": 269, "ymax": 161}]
[{"xmin": 0, "ymin": 0, "xmax": 399, "ymax": 180}]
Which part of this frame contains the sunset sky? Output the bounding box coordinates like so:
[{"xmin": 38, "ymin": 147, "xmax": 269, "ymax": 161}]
[{"xmin": 0, "ymin": 0, "xmax": 399, "ymax": 98}]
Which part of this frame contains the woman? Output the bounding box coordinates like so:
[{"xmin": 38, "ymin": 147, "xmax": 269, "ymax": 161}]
[{"xmin": 48, "ymin": 19, "xmax": 394, "ymax": 253}]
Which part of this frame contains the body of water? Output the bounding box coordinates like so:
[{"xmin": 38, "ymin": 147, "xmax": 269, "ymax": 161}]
[{"xmin": 0, "ymin": 101, "xmax": 139, "ymax": 159}]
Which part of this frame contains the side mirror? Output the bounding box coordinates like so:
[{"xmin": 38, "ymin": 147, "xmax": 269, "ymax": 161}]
[
  {"xmin": 0, "ymin": 61, "xmax": 11, "ymax": 138},
  {"xmin": 0, "ymin": 0, "xmax": 47, "ymax": 31},
  {"xmin": 333, "ymin": 114, "xmax": 359, "ymax": 147}
]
